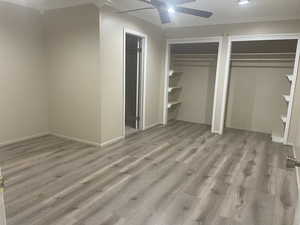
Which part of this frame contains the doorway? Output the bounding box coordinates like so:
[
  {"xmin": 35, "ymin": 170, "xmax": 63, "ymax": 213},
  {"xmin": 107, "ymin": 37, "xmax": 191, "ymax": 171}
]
[
  {"xmin": 163, "ymin": 37, "xmax": 223, "ymax": 134},
  {"xmin": 221, "ymin": 34, "xmax": 300, "ymax": 144},
  {"xmin": 124, "ymin": 31, "xmax": 146, "ymax": 136}
]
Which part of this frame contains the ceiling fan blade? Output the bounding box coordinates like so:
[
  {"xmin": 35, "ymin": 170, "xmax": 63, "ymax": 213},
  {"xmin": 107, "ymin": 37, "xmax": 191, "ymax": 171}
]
[
  {"xmin": 168, "ymin": 0, "xmax": 196, "ymax": 5},
  {"xmin": 136, "ymin": 0, "xmax": 155, "ymax": 5},
  {"xmin": 150, "ymin": 0, "xmax": 165, "ymax": 7},
  {"xmin": 118, "ymin": 7, "xmax": 155, "ymax": 14},
  {"xmin": 174, "ymin": 6, "xmax": 213, "ymax": 18},
  {"xmin": 157, "ymin": 8, "xmax": 172, "ymax": 24}
]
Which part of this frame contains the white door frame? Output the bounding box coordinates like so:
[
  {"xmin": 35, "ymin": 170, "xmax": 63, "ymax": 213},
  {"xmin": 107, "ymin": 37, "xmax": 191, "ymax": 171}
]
[
  {"xmin": 221, "ymin": 33, "xmax": 300, "ymax": 144},
  {"xmin": 163, "ymin": 36, "xmax": 223, "ymax": 133},
  {"xmin": 123, "ymin": 28, "xmax": 147, "ymax": 136}
]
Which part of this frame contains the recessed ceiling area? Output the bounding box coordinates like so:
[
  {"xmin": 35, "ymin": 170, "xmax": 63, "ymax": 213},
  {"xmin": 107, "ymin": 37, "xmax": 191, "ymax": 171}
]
[{"xmin": 111, "ymin": 0, "xmax": 300, "ymax": 27}]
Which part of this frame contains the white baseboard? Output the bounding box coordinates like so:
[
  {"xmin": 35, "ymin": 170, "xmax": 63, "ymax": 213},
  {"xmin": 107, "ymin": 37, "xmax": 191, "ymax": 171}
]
[
  {"xmin": 292, "ymin": 146, "xmax": 300, "ymax": 225},
  {"xmin": 211, "ymin": 129, "xmax": 222, "ymax": 135},
  {"xmin": 100, "ymin": 136, "xmax": 124, "ymax": 147},
  {"xmin": 272, "ymin": 135, "xmax": 284, "ymax": 143},
  {"xmin": 51, "ymin": 133, "xmax": 101, "ymax": 147},
  {"xmin": 144, "ymin": 123, "xmax": 161, "ymax": 130},
  {"xmin": 101, "ymin": 123, "xmax": 160, "ymax": 148},
  {"xmin": 0, "ymin": 132, "xmax": 50, "ymax": 147}
]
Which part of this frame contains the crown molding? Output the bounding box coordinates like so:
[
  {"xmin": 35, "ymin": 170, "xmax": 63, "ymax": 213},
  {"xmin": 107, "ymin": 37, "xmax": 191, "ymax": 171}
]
[{"xmin": 0, "ymin": 0, "xmax": 110, "ymax": 12}]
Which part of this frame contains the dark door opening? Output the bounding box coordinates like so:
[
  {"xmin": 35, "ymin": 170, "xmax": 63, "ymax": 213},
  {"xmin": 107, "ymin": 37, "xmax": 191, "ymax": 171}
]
[{"xmin": 125, "ymin": 33, "xmax": 142, "ymax": 135}]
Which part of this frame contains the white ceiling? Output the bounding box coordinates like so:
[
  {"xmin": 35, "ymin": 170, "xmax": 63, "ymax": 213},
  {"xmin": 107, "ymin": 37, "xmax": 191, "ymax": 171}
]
[
  {"xmin": 1, "ymin": 0, "xmax": 300, "ymax": 28},
  {"xmin": 111, "ymin": 0, "xmax": 300, "ymax": 28}
]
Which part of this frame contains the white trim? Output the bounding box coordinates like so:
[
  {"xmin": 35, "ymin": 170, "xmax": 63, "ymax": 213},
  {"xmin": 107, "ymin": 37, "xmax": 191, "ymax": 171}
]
[
  {"xmin": 123, "ymin": 28, "xmax": 148, "ymax": 137},
  {"xmin": 284, "ymin": 38, "xmax": 300, "ymax": 144},
  {"xmin": 163, "ymin": 36, "xmax": 223, "ymax": 131},
  {"xmin": 0, "ymin": 132, "xmax": 50, "ymax": 147},
  {"xmin": 51, "ymin": 133, "xmax": 101, "ymax": 147},
  {"xmin": 271, "ymin": 135, "xmax": 283, "ymax": 144},
  {"xmin": 220, "ymin": 36, "xmax": 232, "ymax": 134},
  {"xmin": 166, "ymin": 36, "xmax": 223, "ymax": 44},
  {"xmin": 144, "ymin": 122, "xmax": 161, "ymax": 130},
  {"xmin": 230, "ymin": 33, "xmax": 300, "ymax": 42},
  {"xmin": 100, "ymin": 136, "xmax": 124, "ymax": 147},
  {"xmin": 220, "ymin": 33, "xmax": 300, "ymax": 137},
  {"xmin": 292, "ymin": 146, "xmax": 300, "ymax": 225},
  {"xmin": 163, "ymin": 42, "xmax": 170, "ymax": 125},
  {"xmin": 211, "ymin": 37, "xmax": 223, "ymax": 134}
]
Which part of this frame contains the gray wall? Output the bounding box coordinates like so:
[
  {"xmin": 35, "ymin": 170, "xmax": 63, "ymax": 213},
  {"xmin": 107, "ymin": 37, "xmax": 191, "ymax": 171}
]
[
  {"xmin": 0, "ymin": 3, "xmax": 165, "ymax": 146},
  {"xmin": 175, "ymin": 65, "xmax": 216, "ymax": 124},
  {"xmin": 100, "ymin": 6, "xmax": 165, "ymax": 143},
  {"xmin": 45, "ymin": 5, "xmax": 101, "ymax": 144},
  {"xmin": 226, "ymin": 64, "xmax": 292, "ymax": 136},
  {"xmin": 0, "ymin": 3, "xmax": 48, "ymax": 145}
]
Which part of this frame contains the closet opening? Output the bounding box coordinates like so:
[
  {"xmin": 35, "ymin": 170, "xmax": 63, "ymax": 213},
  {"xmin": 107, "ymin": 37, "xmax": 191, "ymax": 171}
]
[
  {"xmin": 124, "ymin": 32, "xmax": 145, "ymax": 137},
  {"xmin": 223, "ymin": 38, "xmax": 300, "ymax": 144},
  {"xmin": 164, "ymin": 40, "xmax": 221, "ymax": 131}
]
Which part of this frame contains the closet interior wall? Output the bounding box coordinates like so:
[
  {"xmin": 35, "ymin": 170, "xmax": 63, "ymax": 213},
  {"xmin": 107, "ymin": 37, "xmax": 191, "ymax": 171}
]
[
  {"xmin": 168, "ymin": 43, "xmax": 219, "ymax": 125},
  {"xmin": 225, "ymin": 40, "xmax": 298, "ymax": 139}
]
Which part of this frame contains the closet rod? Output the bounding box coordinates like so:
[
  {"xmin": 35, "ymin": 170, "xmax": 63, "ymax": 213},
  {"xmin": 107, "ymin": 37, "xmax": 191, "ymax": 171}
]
[
  {"xmin": 232, "ymin": 52, "xmax": 296, "ymax": 56},
  {"xmin": 231, "ymin": 58, "xmax": 295, "ymax": 61},
  {"xmin": 173, "ymin": 59, "xmax": 216, "ymax": 62},
  {"xmin": 173, "ymin": 64, "xmax": 293, "ymax": 68},
  {"xmin": 173, "ymin": 52, "xmax": 296, "ymax": 56}
]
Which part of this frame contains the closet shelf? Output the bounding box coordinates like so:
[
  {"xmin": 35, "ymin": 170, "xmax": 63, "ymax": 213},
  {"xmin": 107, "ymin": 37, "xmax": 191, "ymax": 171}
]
[
  {"xmin": 282, "ymin": 95, "xmax": 291, "ymax": 103},
  {"xmin": 168, "ymin": 101, "xmax": 181, "ymax": 109},
  {"xmin": 281, "ymin": 115, "xmax": 287, "ymax": 124},
  {"xmin": 169, "ymin": 70, "xmax": 182, "ymax": 77},
  {"xmin": 286, "ymin": 74, "xmax": 294, "ymax": 82},
  {"xmin": 168, "ymin": 87, "xmax": 181, "ymax": 93}
]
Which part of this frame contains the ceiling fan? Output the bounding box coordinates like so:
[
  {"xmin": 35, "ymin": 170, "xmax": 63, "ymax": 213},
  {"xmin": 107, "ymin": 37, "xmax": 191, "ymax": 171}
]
[{"xmin": 118, "ymin": 0, "xmax": 213, "ymax": 24}]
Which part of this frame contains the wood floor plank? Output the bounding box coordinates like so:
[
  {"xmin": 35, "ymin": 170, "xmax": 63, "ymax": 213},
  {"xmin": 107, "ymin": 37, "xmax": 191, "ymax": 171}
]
[{"xmin": 0, "ymin": 121, "xmax": 297, "ymax": 225}]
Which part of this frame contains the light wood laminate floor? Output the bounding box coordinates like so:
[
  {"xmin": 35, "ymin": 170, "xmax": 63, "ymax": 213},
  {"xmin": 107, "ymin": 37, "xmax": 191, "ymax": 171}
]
[{"xmin": 0, "ymin": 121, "xmax": 298, "ymax": 225}]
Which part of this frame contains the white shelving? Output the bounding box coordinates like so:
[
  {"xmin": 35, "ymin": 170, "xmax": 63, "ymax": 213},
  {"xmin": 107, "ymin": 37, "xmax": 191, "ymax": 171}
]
[
  {"xmin": 281, "ymin": 115, "xmax": 287, "ymax": 123},
  {"xmin": 168, "ymin": 101, "xmax": 181, "ymax": 109},
  {"xmin": 279, "ymin": 71, "xmax": 296, "ymax": 143},
  {"xmin": 283, "ymin": 95, "xmax": 291, "ymax": 103},
  {"xmin": 169, "ymin": 70, "xmax": 182, "ymax": 77},
  {"xmin": 168, "ymin": 87, "xmax": 181, "ymax": 93},
  {"xmin": 286, "ymin": 74, "xmax": 294, "ymax": 82},
  {"xmin": 167, "ymin": 69, "xmax": 182, "ymax": 122}
]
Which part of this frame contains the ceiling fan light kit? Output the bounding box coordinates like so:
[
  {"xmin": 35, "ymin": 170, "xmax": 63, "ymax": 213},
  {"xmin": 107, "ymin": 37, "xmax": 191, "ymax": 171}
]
[
  {"xmin": 118, "ymin": 0, "xmax": 213, "ymax": 24},
  {"xmin": 238, "ymin": 0, "xmax": 250, "ymax": 5}
]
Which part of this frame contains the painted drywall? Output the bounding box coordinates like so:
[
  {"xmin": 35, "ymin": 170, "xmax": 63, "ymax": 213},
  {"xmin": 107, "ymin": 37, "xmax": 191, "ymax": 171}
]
[
  {"xmin": 174, "ymin": 66, "xmax": 216, "ymax": 124},
  {"xmin": 45, "ymin": 5, "xmax": 101, "ymax": 144},
  {"xmin": 99, "ymin": 6, "xmax": 165, "ymax": 143},
  {"xmin": 226, "ymin": 64, "xmax": 292, "ymax": 136},
  {"xmin": 0, "ymin": 2, "xmax": 48, "ymax": 145},
  {"xmin": 164, "ymin": 20, "xmax": 300, "ymax": 140}
]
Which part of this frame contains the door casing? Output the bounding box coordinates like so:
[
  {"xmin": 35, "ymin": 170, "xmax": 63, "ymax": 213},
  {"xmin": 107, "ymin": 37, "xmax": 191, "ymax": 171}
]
[{"xmin": 123, "ymin": 28, "xmax": 147, "ymax": 137}]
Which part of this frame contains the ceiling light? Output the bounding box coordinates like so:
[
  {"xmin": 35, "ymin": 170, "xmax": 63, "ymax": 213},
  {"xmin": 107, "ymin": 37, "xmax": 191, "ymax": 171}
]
[
  {"xmin": 238, "ymin": 0, "xmax": 250, "ymax": 5},
  {"xmin": 168, "ymin": 7, "xmax": 175, "ymax": 13}
]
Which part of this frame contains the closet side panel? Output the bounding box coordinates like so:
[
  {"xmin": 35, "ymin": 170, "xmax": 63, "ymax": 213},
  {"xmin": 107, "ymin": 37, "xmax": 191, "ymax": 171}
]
[
  {"xmin": 226, "ymin": 65, "xmax": 292, "ymax": 135},
  {"xmin": 176, "ymin": 65, "xmax": 216, "ymax": 124}
]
